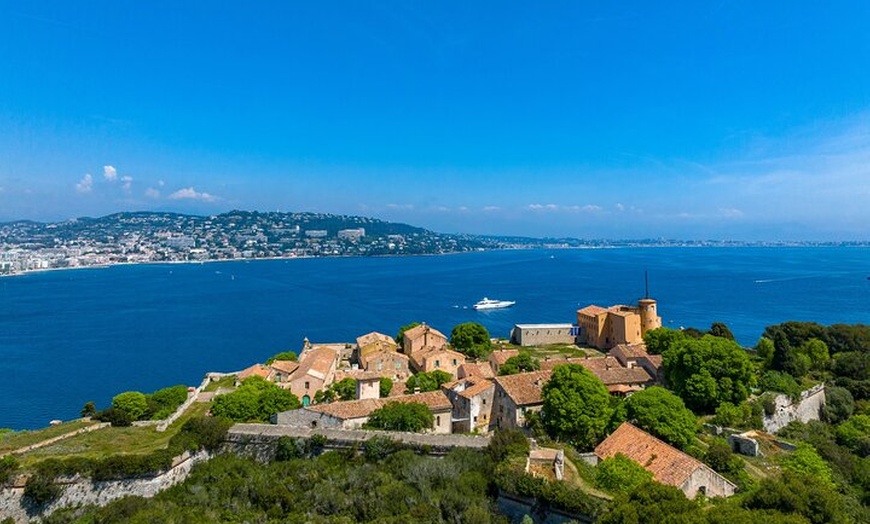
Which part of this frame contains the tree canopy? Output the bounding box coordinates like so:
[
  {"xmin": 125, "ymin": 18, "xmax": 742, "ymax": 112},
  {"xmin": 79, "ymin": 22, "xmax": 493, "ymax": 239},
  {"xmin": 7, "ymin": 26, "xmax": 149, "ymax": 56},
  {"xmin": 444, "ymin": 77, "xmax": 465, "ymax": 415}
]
[
  {"xmin": 595, "ymin": 453, "xmax": 654, "ymax": 494},
  {"xmin": 211, "ymin": 376, "xmax": 300, "ymax": 422},
  {"xmin": 541, "ymin": 364, "xmax": 614, "ymax": 450},
  {"xmin": 662, "ymin": 334, "xmax": 755, "ymax": 413},
  {"xmin": 498, "ymin": 352, "xmax": 541, "ymax": 375},
  {"xmin": 405, "ymin": 370, "xmax": 452, "ymax": 393},
  {"xmin": 265, "ymin": 351, "xmax": 298, "ymax": 365},
  {"xmin": 450, "ymin": 322, "xmax": 492, "ymax": 359},
  {"xmin": 624, "ymin": 386, "xmax": 698, "ymax": 450},
  {"xmin": 315, "ymin": 377, "xmax": 357, "ymax": 403},
  {"xmin": 112, "ymin": 391, "xmax": 149, "ymax": 421},
  {"xmin": 363, "ymin": 401, "xmax": 434, "ymax": 432}
]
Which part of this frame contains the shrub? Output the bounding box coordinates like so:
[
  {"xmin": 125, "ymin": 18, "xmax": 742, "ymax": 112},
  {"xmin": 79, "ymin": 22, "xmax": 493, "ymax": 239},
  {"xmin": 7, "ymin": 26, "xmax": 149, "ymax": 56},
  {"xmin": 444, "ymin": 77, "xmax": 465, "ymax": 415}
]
[
  {"xmin": 94, "ymin": 407, "xmax": 132, "ymax": 427},
  {"xmin": 112, "ymin": 391, "xmax": 149, "ymax": 421},
  {"xmin": 265, "ymin": 351, "xmax": 298, "ymax": 365},
  {"xmin": 363, "ymin": 402, "xmax": 433, "ymax": 432},
  {"xmin": 486, "ymin": 429, "xmax": 530, "ymax": 463},
  {"xmin": 0, "ymin": 456, "xmax": 18, "ymax": 484},
  {"xmin": 595, "ymin": 454, "xmax": 653, "ymax": 494},
  {"xmin": 275, "ymin": 436, "xmax": 305, "ymax": 461},
  {"xmin": 23, "ymin": 473, "xmax": 62, "ymax": 507},
  {"xmin": 148, "ymin": 385, "xmax": 189, "ymax": 419},
  {"xmin": 379, "ymin": 377, "xmax": 393, "ymax": 398},
  {"xmin": 821, "ymin": 386, "xmax": 855, "ymax": 425},
  {"xmin": 364, "ymin": 435, "xmax": 400, "ymax": 461}
]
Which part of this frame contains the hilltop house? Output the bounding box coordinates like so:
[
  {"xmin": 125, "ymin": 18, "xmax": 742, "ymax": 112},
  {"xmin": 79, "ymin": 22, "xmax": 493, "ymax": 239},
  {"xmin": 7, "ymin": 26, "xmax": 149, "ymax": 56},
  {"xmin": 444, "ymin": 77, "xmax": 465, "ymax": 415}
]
[
  {"xmin": 356, "ymin": 332, "xmax": 399, "ymax": 359},
  {"xmin": 442, "ymin": 377, "xmax": 495, "ymax": 433},
  {"xmin": 595, "ymin": 423, "xmax": 736, "ymax": 498},
  {"xmin": 488, "ymin": 349, "xmax": 519, "ymax": 375},
  {"xmin": 286, "ymin": 346, "xmax": 340, "ymax": 406},
  {"xmin": 402, "ymin": 323, "xmax": 448, "ymax": 355},
  {"xmin": 492, "ymin": 370, "xmax": 552, "ymax": 430},
  {"xmin": 409, "ymin": 346, "xmax": 466, "ymax": 377}
]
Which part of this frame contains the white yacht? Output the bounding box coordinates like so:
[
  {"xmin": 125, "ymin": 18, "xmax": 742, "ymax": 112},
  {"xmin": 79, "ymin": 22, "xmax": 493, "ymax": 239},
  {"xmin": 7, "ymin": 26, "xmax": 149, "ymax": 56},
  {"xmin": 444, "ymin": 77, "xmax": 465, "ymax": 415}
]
[{"xmin": 473, "ymin": 297, "xmax": 516, "ymax": 310}]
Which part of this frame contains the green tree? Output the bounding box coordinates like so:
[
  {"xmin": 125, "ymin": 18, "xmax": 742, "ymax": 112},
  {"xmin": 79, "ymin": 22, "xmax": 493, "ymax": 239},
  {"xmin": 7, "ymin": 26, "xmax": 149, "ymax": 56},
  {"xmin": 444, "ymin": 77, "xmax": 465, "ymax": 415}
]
[
  {"xmin": 643, "ymin": 327, "xmax": 687, "ymax": 355},
  {"xmin": 708, "ymin": 322, "xmax": 735, "ymax": 341},
  {"xmin": 396, "ymin": 322, "xmax": 420, "ymax": 346},
  {"xmin": 80, "ymin": 401, "xmax": 96, "ymax": 418},
  {"xmin": 265, "ymin": 351, "xmax": 297, "ymax": 365},
  {"xmin": 405, "ymin": 370, "xmax": 452, "ymax": 393},
  {"xmin": 780, "ymin": 443, "xmax": 834, "ymax": 486},
  {"xmin": 541, "ymin": 364, "xmax": 613, "ymax": 450},
  {"xmin": 499, "ymin": 352, "xmax": 540, "ymax": 375},
  {"xmin": 821, "ymin": 386, "xmax": 854, "ymax": 425},
  {"xmin": 379, "ymin": 377, "xmax": 393, "ymax": 398},
  {"xmin": 835, "ymin": 414, "xmax": 870, "ymax": 455},
  {"xmin": 450, "ymin": 322, "xmax": 492, "ymax": 360},
  {"xmin": 756, "ymin": 337, "xmax": 775, "ymax": 367},
  {"xmin": 625, "ymin": 386, "xmax": 697, "ymax": 450},
  {"xmin": 595, "ymin": 453, "xmax": 654, "ymax": 494},
  {"xmin": 112, "ymin": 391, "xmax": 149, "ymax": 421},
  {"xmin": 211, "ymin": 376, "xmax": 299, "ymax": 422},
  {"xmin": 760, "ymin": 370, "xmax": 802, "ymax": 400},
  {"xmin": 363, "ymin": 401, "xmax": 433, "ymax": 432},
  {"xmin": 744, "ymin": 471, "xmax": 848, "ymax": 524},
  {"xmin": 799, "ymin": 338, "xmax": 830, "ymax": 371},
  {"xmin": 704, "ymin": 438, "xmax": 744, "ymax": 476},
  {"xmin": 662, "ymin": 335, "xmax": 755, "ymax": 413},
  {"xmin": 486, "ymin": 428, "xmax": 530, "ymax": 463},
  {"xmin": 598, "ymin": 482, "xmax": 701, "ymax": 524}
]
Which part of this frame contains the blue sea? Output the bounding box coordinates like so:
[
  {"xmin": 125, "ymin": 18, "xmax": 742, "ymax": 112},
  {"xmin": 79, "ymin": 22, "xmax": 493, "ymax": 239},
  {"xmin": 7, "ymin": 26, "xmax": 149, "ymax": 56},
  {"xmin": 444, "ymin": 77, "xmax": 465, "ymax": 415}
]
[{"xmin": 1, "ymin": 247, "xmax": 868, "ymax": 430}]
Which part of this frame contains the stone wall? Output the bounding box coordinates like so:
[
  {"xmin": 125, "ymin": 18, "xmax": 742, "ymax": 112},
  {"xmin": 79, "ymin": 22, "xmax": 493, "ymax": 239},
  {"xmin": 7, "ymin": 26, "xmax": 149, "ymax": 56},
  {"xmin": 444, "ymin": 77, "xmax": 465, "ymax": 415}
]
[
  {"xmin": 0, "ymin": 450, "xmax": 210, "ymax": 524},
  {"xmin": 763, "ymin": 384, "xmax": 826, "ymax": 434}
]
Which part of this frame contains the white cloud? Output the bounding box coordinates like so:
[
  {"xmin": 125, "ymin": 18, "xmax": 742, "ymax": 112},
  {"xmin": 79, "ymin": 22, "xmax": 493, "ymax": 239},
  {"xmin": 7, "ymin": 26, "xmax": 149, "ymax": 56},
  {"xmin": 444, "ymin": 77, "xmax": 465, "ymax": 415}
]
[
  {"xmin": 75, "ymin": 174, "xmax": 93, "ymax": 193},
  {"xmin": 157, "ymin": 180, "xmax": 165, "ymax": 187},
  {"xmin": 103, "ymin": 165, "xmax": 117, "ymax": 181},
  {"xmin": 120, "ymin": 175, "xmax": 133, "ymax": 191},
  {"xmin": 719, "ymin": 208, "xmax": 744, "ymax": 219},
  {"xmin": 482, "ymin": 206, "xmax": 501, "ymax": 212},
  {"xmin": 145, "ymin": 187, "xmax": 160, "ymax": 199},
  {"xmin": 168, "ymin": 187, "xmax": 218, "ymax": 202},
  {"xmin": 386, "ymin": 203, "xmax": 414, "ymax": 210},
  {"xmin": 615, "ymin": 203, "xmax": 625, "ymax": 212}
]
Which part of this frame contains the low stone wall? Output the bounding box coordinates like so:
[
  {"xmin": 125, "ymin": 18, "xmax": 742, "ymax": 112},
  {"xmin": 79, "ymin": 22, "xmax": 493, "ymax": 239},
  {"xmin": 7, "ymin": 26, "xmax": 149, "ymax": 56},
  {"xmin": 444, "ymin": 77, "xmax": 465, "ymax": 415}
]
[
  {"xmin": 225, "ymin": 424, "xmax": 491, "ymax": 462},
  {"xmin": 1, "ymin": 422, "xmax": 110, "ymax": 458},
  {"xmin": 0, "ymin": 450, "xmax": 210, "ymax": 524},
  {"xmin": 763, "ymin": 384, "xmax": 826, "ymax": 434}
]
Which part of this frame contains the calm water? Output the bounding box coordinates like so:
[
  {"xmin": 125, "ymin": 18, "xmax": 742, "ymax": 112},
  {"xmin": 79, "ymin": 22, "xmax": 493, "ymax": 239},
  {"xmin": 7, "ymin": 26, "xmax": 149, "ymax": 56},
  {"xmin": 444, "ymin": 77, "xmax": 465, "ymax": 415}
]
[{"xmin": 1, "ymin": 247, "xmax": 868, "ymax": 430}]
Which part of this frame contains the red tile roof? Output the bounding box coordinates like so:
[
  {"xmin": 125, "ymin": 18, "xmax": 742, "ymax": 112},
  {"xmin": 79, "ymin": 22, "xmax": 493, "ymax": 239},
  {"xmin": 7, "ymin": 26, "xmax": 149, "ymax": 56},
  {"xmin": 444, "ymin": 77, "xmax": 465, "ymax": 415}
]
[
  {"xmin": 291, "ymin": 346, "xmax": 338, "ymax": 381},
  {"xmin": 540, "ymin": 357, "xmax": 652, "ymax": 386},
  {"xmin": 237, "ymin": 364, "xmax": 271, "ymax": 381},
  {"xmin": 494, "ymin": 370, "xmax": 553, "ymax": 406},
  {"xmin": 595, "ymin": 423, "xmax": 714, "ymax": 488},
  {"xmin": 269, "ymin": 360, "xmax": 300, "ymax": 375},
  {"xmin": 458, "ymin": 362, "xmax": 496, "ymax": 379}
]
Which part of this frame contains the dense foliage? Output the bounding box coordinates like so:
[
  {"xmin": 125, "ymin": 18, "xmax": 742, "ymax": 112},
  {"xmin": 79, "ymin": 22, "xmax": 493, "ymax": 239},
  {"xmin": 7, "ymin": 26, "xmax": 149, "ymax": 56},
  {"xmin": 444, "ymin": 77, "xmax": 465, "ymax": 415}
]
[
  {"xmin": 314, "ymin": 377, "xmax": 357, "ymax": 403},
  {"xmin": 379, "ymin": 377, "xmax": 393, "ymax": 398},
  {"xmin": 595, "ymin": 453, "xmax": 654, "ymax": 494},
  {"xmin": 264, "ymin": 351, "xmax": 297, "ymax": 365},
  {"xmin": 363, "ymin": 401, "xmax": 434, "ymax": 432},
  {"xmin": 661, "ymin": 332, "xmax": 755, "ymax": 413},
  {"xmin": 541, "ymin": 364, "xmax": 613, "ymax": 450},
  {"xmin": 624, "ymin": 386, "xmax": 697, "ymax": 450},
  {"xmin": 45, "ymin": 447, "xmax": 505, "ymax": 524},
  {"xmin": 404, "ymin": 370, "xmax": 452, "ymax": 393},
  {"xmin": 498, "ymin": 352, "xmax": 541, "ymax": 375},
  {"xmin": 450, "ymin": 322, "xmax": 492, "ymax": 359},
  {"xmin": 211, "ymin": 376, "xmax": 300, "ymax": 422}
]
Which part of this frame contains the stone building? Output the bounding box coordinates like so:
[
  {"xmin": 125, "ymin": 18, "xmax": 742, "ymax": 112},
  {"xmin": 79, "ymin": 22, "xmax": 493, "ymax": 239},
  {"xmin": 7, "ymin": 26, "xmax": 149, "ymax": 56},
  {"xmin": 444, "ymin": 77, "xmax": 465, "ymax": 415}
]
[
  {"xmin": 595, "ymin": 423, "xmax": 736, "ymax": 498},
  {"xmin": 409, "ymin": 347, "xmax": 466, "ymax": 377},
  {"xmin": 576, "ymin": 297, "xmax": 661, "ymax": 350},
  {"xmin": 488, "ymin": 349, "xmax": 519, "ymax": 375},
  {"xmin": 286, "ymin": 346, "xmax": 339, "ymax": 406},
  {"xmin": 402, "ymin": 323, "xmax": 448, "ymax": 355},
  {"xmin": 510, "ymin": 323, "xmax": 577, "ymax": 347},
  {"xmin": 442, "ymin": 377, "xmax": 495, "ymax": 433},
  {"xmin": 492, "ymin": 370, "xmax": 551, "ymax": 431}
]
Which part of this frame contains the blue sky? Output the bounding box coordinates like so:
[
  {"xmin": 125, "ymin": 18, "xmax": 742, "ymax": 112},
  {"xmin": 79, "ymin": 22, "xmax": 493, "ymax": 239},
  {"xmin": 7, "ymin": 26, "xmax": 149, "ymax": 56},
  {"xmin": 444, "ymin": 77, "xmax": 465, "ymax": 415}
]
[{"xmin": 1, "ymin": 2, "xmax": 868, "ymax": 240}]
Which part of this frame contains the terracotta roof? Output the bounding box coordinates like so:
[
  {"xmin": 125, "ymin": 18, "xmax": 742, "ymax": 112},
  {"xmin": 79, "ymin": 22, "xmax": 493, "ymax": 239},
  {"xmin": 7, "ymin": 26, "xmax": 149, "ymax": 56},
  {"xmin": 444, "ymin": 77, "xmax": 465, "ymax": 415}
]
[
  {"xmin": 308, "ymin": 390, "xmax": 451, "ymax": 420},
  {"xmin": 356, "ymin": 331, "xmax": 396, "ymax": 348},
  {"xmin": 458, "ymin": 379, "xmax": 494, "ymax": 399},
  {"xmin": 494, "ymin": 370, "xmax": 553, "ymax": 406},
  {"xmin": 611, "ymin": 343, "xmax": 649, "ymax": 359},
  {"xmin": 577, "ymin": 305, "xmax": 608, "ymax": 317},
  {"xmin": 489, "ymin": 349, "xmax": 519, "ymax": 365},
  {"xmin": 458, "ymin": 362, "xmax": 496, "ymax": 379},
  {"xmin": 595, "ymin": 423, "xmax": 724, "ymax": 488},
  {"xmin": 541, "ymin": 356, "xmax": 652, "ymax": 386},
  {"xmin": 269, "ymin": 360, "xmax": 300, "ymax": 375},
  {"xmin": 237, "ymin": 364, "xmax": 271, "ymax": 381},
  {"xmin": 360, "ymin": 348, "xmax": 408, "ymax": 369},
  {"xmin": 291, "ymin": 346, "xmax": 338, "ymax": 381},
  {"xmin": 403, "ymin": 323, "xmax": 448, "ymax": 343},
  {"xmin": 643, "ymin": 354, "xmax": 663, "ymax": 368},
  {"xmin": 410, "ymin": 346, "xmax": 465, "ymax": 370}
]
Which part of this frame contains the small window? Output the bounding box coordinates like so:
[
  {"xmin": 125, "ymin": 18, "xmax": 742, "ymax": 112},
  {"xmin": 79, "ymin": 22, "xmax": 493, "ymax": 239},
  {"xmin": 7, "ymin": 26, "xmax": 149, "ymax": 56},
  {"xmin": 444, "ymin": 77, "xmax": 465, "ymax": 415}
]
[
  {"xmin": 304, "ymin": 381, "xmax": 310, "ymax": 390},
  {"xmin": 435, "ymin": 360, "xmax": 440, "ymax": 368},
  {"xmin": 436, "ymin": 415, "xmax": 441, "ymax": 426},
  {"xmin": 452, "ymin": 359, "xmax": 457, "ymax": 366},
  {"xmin": 482, "ymin": 398, "xmax": 487, "ymax": 405},
  {"xmin": 310, "ymin": 420, "xmax": 317, "ymax": 428},
  {"xmin": 473, "ymin": 416, "xmax": 478, "ymax": 423}
]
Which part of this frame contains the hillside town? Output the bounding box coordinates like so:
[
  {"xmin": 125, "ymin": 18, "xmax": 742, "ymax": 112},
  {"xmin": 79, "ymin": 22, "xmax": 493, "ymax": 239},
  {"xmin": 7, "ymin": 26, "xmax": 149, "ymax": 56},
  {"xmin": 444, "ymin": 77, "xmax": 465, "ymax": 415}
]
[
  {"xmin": 0, "ymin": 210, "xmax": 492, "ymax": 275},
  {"xmin": 224, "ymin": 295, "xmax": 759, "ymax": 500}
]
